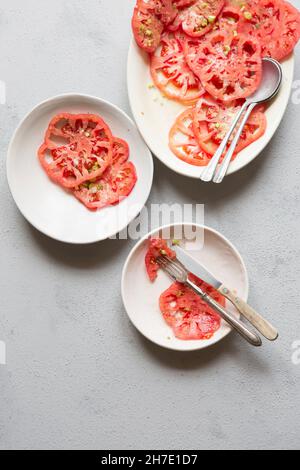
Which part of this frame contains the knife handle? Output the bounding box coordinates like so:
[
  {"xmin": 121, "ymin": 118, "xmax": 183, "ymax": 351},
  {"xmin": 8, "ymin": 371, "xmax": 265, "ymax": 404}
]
[
  {"xmin": 186, "ymin": 279, "xmax": 262, "ymax": 347},
  {"xmin": 219, "ymin": 285, "xmax": 278, "ymax": 341}
]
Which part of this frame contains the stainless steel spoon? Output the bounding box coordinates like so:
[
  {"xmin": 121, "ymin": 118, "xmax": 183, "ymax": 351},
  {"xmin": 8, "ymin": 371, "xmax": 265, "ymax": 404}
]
[{"xmin": 200, "ymin": 57, "xmax": 283, "ymax": 183}]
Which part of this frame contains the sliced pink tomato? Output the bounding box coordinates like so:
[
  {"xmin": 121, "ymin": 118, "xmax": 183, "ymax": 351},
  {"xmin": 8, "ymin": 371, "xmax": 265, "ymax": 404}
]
[
  {"xmin": 239, "ymin": 0, "xmax": 300, "ymax": 61},
  {"xmin": 145, "ymin": 238, "xmax": 176, "ymax": 282},
  {"xmin": 150, "ymin": 30, "xmax": 204, "ymax": 104},
  {"xmin": 159, "ymin": 273, "xmax": 224, "ymax": 340},
  {"xmin": 173, "ymin": 0, "xmax": 197, "ymax": 8},
  {"xmin": 215, "ymin": 2, "xmax": 243, "ymax": 32},
  {"xmin": 138, "ymin": 0, "xmax": 178, "ymax": 25},
  {"xmin": 73, "ymin": 138, "xmax": 137, "ymax": 211},
  {"xmin": 169, "ymin": 108, "xmax": 211, "ymax": 166},
  {"xmin": 111, "ymin": 137, "xmax": 130, "ymax": 165},
  {"xmin": 219, "ymin": 0, "xmax": 300, "ymax": 61},
  {"xmin": 184, "ymin": 29, "xmax": 262, "ymax": 102},
  {"xmin": 169, "ymin": 0, "xmax": 224, "ymax": 37},
  {"xmin": 39, "ymin": 113, "xmax": 113, "ymax": 189},
  {"xmin": 273, "ymin": 1, "xmax": 300, "ymax": 61},
  {"xmin": 193, "ymin": 94, "xmax": 266, "ymax": 158},
  {"xmin": 132, "ymin": 5, "xmax": 164, "ymax": 53}
]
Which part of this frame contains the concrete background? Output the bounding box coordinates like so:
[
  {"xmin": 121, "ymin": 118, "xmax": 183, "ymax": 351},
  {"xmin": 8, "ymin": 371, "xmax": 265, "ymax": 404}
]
[{"xmin": 0, "ymin": 0, "xmax": 300, "ymax": 450}]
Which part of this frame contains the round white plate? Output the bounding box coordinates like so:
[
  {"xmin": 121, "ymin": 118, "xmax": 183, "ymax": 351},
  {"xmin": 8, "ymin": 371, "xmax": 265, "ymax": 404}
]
[
  {"xmin": 7, "ymin": 93, "xmax": 153, "ymax": 244},
  {"xmin": 127, "ymin": 39, "xmax": 294, "ymax": 179},
  {"xmin": 122, "ymin": 223, "xmax": 249, "ymax": 351}
]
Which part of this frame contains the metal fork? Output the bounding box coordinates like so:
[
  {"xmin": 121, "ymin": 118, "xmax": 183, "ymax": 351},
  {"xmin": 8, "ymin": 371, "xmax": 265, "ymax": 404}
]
[{"xmin": 157, "ymin": 256, "xmax": 262, "ymax": 347}]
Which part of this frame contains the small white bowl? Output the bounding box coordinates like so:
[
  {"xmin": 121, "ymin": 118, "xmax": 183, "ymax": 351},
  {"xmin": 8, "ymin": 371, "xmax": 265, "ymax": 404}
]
[
  {"xmin": 122, "ymin": 223, "xmax": 249, "ymax": 351},
  {"xmin": 7, "ymin": 93, "xmax": 153, "ymax": 244},
  {"xmin": 127, "ymin": 39, "xmax": 294, "ymax": 179}
]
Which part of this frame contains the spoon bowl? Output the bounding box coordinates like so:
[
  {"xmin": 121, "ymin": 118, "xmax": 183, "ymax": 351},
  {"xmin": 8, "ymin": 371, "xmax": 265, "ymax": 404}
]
[{"xmin": 247, "ymin": 57, "xmax": 283, "ymax": 104}]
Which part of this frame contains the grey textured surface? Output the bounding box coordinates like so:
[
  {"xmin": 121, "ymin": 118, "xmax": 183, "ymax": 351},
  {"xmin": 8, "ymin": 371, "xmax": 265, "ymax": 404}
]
[{"xmin": 0, "ymin": 0, "xmax": 300, "ymax": 450}]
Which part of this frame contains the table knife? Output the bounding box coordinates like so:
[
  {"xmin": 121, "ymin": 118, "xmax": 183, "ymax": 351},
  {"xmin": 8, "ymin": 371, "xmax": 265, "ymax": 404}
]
[{"xmin": 173, "ymin": 245, "xmax": 278, "ymax": 341}]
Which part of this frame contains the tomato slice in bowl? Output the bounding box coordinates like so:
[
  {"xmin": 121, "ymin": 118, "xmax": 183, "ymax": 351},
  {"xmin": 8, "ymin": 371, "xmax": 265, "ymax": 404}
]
[
  {"xmin": 169, "ymin": 108, "xmax": 211, "ymax": 166},
  {"xmin": 111, "ymin": 137, "xmax": 130, "ymax": 165},
  {"xmin": 193, "ymin": 94, "xmax": 266, "ymax": 157},
  {"xmin": 73, "ymin": 138, "xmax": 137, "ymax": 211},
  {"xmin": 159, "ymin": 273, "xmax": 224, "ymax": 340},
  {"xmin": 39, "ymin": 113, "xmax": 113, "ymax": 189},
  {"xmin": 145, "ymin": 237, "xmax": 176, "ymax": 282},
  {"xmin": 184, "ymin": 29, "xmax": 262, "ymax": 102},
  {"xmin": 150, "ymin": 31, "xmax": 204, "ymax": 104},
  {"xmin": 170, "ymin": 0, "xmax": 224, "ymax": 37}
]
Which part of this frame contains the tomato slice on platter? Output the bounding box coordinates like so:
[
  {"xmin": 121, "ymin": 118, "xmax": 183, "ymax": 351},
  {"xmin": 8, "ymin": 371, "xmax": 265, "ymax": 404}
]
[
  {"xmin": 159, "ymin": 273, "xmax": 224, "ymax": 340},
  {"xmin": 145, "ymin": 238, "xmax": 176, "ymax": 282},
  {"xmin": 39, "ymin": 113, "xmax": 113, "ymax": 189},
  {"xmin": 73, "ymin": 138, "xmax": 137, "ymax": 211},
  {"xmin": 241, "ymin": 0, "xmax": 300, "ymax": 61},
  {"xmin": 220, "ymin": 0, "xmax": 300, "ymax": 61},
  {"xmin": 173, "ymin": 0, "xmax": 197, "ymax": 7},
  {"xmin": 132, "ymin": 4, "xmax": 164, "ymax": 53},
  {"xmin": 193, "ymin": 94, "xmax": 266, "ymax": 157},
  {"xmin": 169, "ymin": 108, "xmax": 211, "ymax": 166},
  {"xmin": 273, "ymin": 1, "xmax": 300, "ymax": 61},
  {"xmin": 150, "ymin": 31, "xmax": 204, "ymax": 104},
  {"xmin": 132, "ymin": 0, "xmax": 180, "ymax": 53},
  {"xmin": 169, "ymin": 0, "xmax": 225, "ymax": 37},
  {"xmin": 138, "ymin": 0, "xmax": 178, "ymax": 24},
  {"xmin": 184, "ymin": 29, "xmax": 262, "ymax": 102},
  {"xmin": 214, "ymin": 2, "xmax": 244, "ymax": 32}
]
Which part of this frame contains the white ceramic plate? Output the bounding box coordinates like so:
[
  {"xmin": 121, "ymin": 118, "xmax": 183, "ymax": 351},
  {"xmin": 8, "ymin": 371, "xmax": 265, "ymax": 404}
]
[
  {"xmin": 127, "ymin": 39, "xmax": 294, "ymax": 179},
  {"xmin": 122, "ymin": 224, "xmax": 249, "ymax": 351},
  {"xmin": 7, "ymin": 94, "xmax": 153, "ymax": 244}
]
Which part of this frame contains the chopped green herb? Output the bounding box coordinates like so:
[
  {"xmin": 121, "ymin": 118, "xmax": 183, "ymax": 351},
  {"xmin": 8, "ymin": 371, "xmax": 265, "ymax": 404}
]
[{"xmin": 243, "ymin": 11, "xmax": 252, "ymax": 20}]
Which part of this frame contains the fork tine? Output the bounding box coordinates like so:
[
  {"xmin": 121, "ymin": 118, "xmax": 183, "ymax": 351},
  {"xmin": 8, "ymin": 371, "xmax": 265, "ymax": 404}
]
[
  {"xmin": 157, "ymin": 257, "xmax": 177, "ymax": 281},
  {"xmin": 157, "ymin": 256, "xmax": 187, "ymax": 283},
  {"xmin": 162, "ymin": 256, "xmax": 187, "ymax": 277}
]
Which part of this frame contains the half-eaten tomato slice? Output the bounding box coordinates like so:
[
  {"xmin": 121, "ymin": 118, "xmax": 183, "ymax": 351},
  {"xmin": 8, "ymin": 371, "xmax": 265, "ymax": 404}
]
[
  {"xmin": 169, "ymin": 108, "xmax": 211, "ymax": 166},
  {"xmin": 193, "ymin": 94, "xmax": 266, "ymax": 158},
  {"xmin": 73, "ymin": 138, "xmax": 137, "ymax": 211},
  {"xmin": 39, "ymin": 113, "xmax": 113, "ymax": 189},
  {"xmin": 150, "ymin": 30, "xmax": 204, "ymax": 104},
  {"xmin": 159, "ymin": 273, "xmax": 223, "ymax": 340},
  {"xmin": 145, "ymin": 238, "xmax": 176, "ymax": 282}
]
